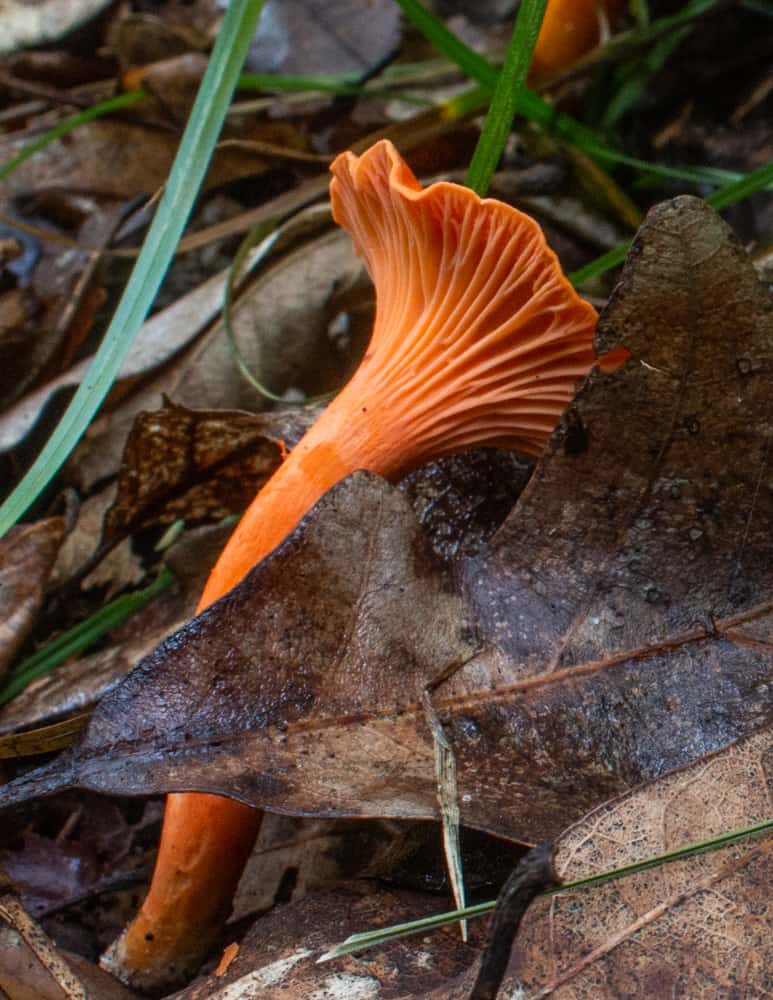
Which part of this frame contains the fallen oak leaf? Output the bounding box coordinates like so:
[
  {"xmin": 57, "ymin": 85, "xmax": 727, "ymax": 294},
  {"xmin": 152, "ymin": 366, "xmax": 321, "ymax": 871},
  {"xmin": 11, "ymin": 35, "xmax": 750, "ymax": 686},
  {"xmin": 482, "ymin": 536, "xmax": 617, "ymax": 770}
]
[{"xmin": 2, "ymin": 196, "xmax": 773, "ymax": 993}]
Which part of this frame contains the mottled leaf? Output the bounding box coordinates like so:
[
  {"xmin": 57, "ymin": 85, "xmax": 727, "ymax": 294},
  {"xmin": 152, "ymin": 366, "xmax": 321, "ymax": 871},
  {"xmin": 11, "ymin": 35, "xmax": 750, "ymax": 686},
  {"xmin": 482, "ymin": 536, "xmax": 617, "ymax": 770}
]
[
  {"xmin": 431, "ymin": 728, "xmax": 772, "ymax": 999},
  {"xmin": 102, "ymin": 401, "xmax": 316, "ymax": 547}
]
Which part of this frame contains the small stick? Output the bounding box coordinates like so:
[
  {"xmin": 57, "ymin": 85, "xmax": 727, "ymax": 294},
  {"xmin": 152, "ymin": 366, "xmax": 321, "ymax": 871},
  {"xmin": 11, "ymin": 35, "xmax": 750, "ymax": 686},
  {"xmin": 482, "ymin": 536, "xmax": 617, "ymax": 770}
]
[{"xmin": 469, "ymin": 844, "xmax": 557, "ymax": 1000}]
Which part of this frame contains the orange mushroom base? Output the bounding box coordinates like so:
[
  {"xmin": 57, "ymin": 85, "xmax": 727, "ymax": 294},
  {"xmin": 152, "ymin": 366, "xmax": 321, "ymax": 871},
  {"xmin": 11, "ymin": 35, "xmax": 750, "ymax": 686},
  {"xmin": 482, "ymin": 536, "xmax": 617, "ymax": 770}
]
[{"xmin": 102, "ymin": 140, "xmax": 600, "ymax": 992}]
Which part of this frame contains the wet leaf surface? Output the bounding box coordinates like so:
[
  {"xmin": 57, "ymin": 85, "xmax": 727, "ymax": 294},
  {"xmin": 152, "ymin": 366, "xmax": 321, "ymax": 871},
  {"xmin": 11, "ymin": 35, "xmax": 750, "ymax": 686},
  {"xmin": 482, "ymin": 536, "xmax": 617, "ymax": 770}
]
[{"xmin": 1, "ymin": 199, "xmax": 771, "ymax": 856}]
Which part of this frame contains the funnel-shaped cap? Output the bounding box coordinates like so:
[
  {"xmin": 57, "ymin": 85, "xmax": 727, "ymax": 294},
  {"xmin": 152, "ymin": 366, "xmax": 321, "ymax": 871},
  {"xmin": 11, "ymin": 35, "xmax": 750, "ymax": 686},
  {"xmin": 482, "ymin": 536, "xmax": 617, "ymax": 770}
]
[{"xmin": 330, "ymin": 140, "xmax": 597, "ymax": 465}]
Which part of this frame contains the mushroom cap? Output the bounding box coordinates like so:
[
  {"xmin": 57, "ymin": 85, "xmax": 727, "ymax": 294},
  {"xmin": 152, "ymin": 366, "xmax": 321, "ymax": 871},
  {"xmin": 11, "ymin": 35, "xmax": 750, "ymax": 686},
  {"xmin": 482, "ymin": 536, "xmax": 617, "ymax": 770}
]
[
  {"xmin": 329, "ymin": 139, "xmax": 597, "ymax": 463},
  {"xmin": 530, "ymin": 0, "xmax": 623, "ymax": 82}
]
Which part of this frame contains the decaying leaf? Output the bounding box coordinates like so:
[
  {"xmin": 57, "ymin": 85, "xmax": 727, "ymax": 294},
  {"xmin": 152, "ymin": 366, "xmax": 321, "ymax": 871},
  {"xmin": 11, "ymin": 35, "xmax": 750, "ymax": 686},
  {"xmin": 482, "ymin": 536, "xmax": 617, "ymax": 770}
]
[
  {"xmin": 0, "ymin": 119, "xmax": 262, "ymax": 207},
  {"xmin": 0, "ymin": 517, "xmax": 65, "ymax": 681},
  {"xmin": 61, "ymin": 214, "xmax": 371, "ymax": 494},
  {"xmin": 0, "ymin": 261, "xmax": 233, "ymax": 457},
  {"xmin": 101, "ymin": 401, "xmax": 317, "ymax": 549},
  {"xmin": 0, "ymin": 198, "xmax": 771, "ymax": 883},
  {"xmin": 491, "ymin": 727, "xmax": 772, "ymax": 999},
  {"xmin": 231, "ymin": 815, "xmax": 403, "ymax": 922},
  {"xmin": 173, "ymin": 880, "xmax": 483, "ymax": 1000}
]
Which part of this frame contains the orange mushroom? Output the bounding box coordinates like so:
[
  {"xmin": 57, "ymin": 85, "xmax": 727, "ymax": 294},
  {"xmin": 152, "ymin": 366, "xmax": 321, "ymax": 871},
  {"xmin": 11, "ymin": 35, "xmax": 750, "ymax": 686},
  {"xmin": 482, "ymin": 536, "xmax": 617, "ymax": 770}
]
[
  {"xmin": 530, "ymin": 0, "xmax": 624, "ymax": 83},
  {"xmin": 103, "ymin": 139, "xmax": 598, "ymax": 991}
]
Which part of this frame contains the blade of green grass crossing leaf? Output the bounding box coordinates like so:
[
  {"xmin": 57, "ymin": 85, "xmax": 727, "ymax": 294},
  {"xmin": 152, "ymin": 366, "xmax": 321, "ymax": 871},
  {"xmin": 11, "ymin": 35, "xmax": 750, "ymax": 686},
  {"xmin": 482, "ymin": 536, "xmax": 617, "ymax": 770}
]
[
  {"xmin": 319, "ymin": 818, "xmax": 772, "ymax": 961},
  {"xmin": 465, "ymin": 0, "xmax": 548, "ymax": 196},
  {"xmin": 0, "ymin": 0, "xmax": 266, "ymax": 539},
  {"xmin": 0, "ymin": 90, "xmax": 146, "ymax": 183}
]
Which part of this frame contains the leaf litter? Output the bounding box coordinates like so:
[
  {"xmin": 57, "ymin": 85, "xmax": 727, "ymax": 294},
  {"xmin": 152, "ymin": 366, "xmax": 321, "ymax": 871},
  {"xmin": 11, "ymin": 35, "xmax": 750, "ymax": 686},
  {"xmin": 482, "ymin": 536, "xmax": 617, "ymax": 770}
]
[{"xmin": 1, "ymin": 3, "xmax": 772, "ymax": 996}]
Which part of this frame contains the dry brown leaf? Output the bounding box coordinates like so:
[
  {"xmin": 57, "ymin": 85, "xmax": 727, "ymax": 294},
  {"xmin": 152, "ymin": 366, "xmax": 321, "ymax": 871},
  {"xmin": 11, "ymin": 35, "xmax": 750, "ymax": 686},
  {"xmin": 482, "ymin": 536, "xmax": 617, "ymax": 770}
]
[
  {"xmin": 0, "ymin": 287, "xmax": 42, "ymax": 406},
  {"xmin": 0, "ymin": 517, "xmax": 65, "ymax": 681},
  {"xmin": 0, "ymin": 119, "xmax": 263, "ymax": 206},
  {"xmin": 431, "ymin": 727, "xmax": 772, "ymax": 1000},
  {"xmin": 63, "ymin": 214, "xmax": 370, "ymax": 493},
  {"xmin": 0, "ymin": 198, "xmax": 771, "ymax": 890},
  {"xmin": 0, "ymin": 252, "xmax": 230, "ymax": 457}
]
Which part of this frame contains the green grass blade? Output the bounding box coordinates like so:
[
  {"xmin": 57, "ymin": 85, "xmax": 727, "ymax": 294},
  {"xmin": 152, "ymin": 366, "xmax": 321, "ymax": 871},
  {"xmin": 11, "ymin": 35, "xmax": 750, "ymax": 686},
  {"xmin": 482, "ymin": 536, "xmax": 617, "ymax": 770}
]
[
  {"xmin": 0, "ymin": 0, "xmax": 267, "ymax": 539},
  {"xmin": 465, "ymin": 0, "xmax": 548, "ymax": 196},
  {"xmin": 0, "ymin": 568, "xmax": 174, "ymax": 707},
  {"xmin": 0, "ymin": 90, "xmax": 146, "ymax": 183},
  {"xmin": 707, "ymin": 160, "xmax": 773, "ymax": 211},
  {"xmin": 391, "ymin": 0, "xmax": 751, "ymax": 192},
  {"xmin": 570, "ymin": 243, "xmax": 630, "ymax": 286}
]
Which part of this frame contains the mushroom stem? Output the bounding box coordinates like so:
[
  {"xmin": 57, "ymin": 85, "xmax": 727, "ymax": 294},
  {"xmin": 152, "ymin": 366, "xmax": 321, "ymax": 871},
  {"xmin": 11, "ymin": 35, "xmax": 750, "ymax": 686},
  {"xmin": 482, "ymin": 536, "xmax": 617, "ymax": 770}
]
[
  {"xmin": 104, "ymin": 140, "xmax": 599, "ymax": 992},
  {"xmin": 101, "ymin": 793, "xmax": 261, "ymax": 993}
]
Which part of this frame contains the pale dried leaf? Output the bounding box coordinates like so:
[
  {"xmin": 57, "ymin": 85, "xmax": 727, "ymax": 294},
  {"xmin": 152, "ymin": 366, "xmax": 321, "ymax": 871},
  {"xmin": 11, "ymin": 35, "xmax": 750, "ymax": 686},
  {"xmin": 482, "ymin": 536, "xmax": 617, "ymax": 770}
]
[
  {"xmin": 507, "ymin": 728, "xmax": 773, "ymax": 999},
  {"xmin": 0, "ymin": 0, "xmax": 113, "ymax": 53},
  {"xmin": 0, "ymin": 518, "xmax": 65, "ymax": 681}
]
